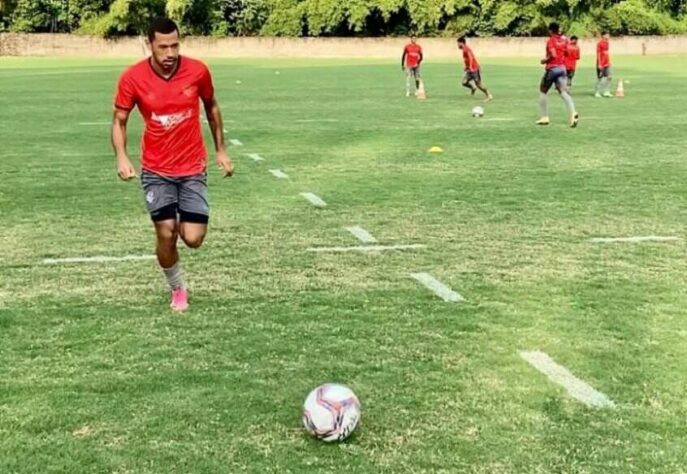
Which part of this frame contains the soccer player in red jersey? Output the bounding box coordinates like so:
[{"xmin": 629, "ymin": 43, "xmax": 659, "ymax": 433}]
[
  {"xmin": 537, "ymin": 22, "xmax": 578, "ymax": 128},
  {"xmin": 111, "ymin": 17, "xmax": 233, "ymax": 312},
  {"xmin": 401, "ymin": 35, "xmax": 423, "ymax": 96},
  {"xmin": 457, "ymin": 37, "xmax": 493, "ymax": 102},
  {"xmin": 565, "ymin": 35, "xmax": 581, "ymax": 89},
  {"xmin": 595, "ymin": 31, "xmax": 613, "ymax": 98}
]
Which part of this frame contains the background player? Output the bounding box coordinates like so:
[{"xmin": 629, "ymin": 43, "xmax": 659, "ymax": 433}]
[
  {"xmin": 111, "ymin": 17, "xmax": 234, "ymax": 312},
  {"xmin": 596, "ymin": 31, "xmax": 613, "ymax": 97},
  {"xmin": 457, "ymin": 37, "xmax": 493, "ymax": 102},
  {"xmin": 401, "ymin": 35, "xmax": 423, "ymax": 96},
  {"xmin": 537, "ymin": 22, "xmax": 578, "ymax": 128},
  {"xmin": 565, "ymin": 35, "xmax": 581, "ymax": 89}
]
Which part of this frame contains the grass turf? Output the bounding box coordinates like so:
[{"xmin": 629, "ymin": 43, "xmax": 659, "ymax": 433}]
[{"xmin": 1, "ymin": 54, "xmax": 686, "ymax": 473}]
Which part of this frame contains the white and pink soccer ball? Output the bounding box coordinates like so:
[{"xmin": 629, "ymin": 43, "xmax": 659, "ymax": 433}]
[{"xmin": 302, "ymin": 383, "xmax": 361, "ymax": 442}]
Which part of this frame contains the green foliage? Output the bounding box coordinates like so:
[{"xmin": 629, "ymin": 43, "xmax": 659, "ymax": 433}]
[{"xmin": 2, "ymin": 0, "xmax": 687, "ymax": 36}]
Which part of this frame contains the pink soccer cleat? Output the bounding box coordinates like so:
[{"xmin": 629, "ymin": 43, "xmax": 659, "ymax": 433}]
[{"xmin": 170, "ymin": 288, "xmax": 189, "ymax": 312}]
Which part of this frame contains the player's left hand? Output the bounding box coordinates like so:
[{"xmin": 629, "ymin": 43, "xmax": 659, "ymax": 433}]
[{"xmin": 217, "ymin": 150, "xmax": 234, "ymax": 178}]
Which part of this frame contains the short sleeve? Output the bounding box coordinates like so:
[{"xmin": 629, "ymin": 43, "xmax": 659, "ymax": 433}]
[
  {"xmin": 114, "ymin": 72, "xmax": 136, "ymax": 111},
  {"xmin": 199, "ymin": 65, "xmax": 215, "ymax": 103}
]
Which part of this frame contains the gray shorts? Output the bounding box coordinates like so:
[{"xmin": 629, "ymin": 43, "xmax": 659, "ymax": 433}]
[
  {"xmin": 141, "ymin": 170, "xmax": 209, "ymax": 223},
  {"xmin": 597, "ymin": 66, "xmax": 612, "ymax": 79},
  {"xmin": 406, "ymin": 66, "xmax": 422, "ymax": 79},
  {"xmin": 463, "ymin": 70, "xmax": 482, "ymax": 83},
  {"xmin": 541, "ymin": 66, "xmax": 568, "ymax": 93}
]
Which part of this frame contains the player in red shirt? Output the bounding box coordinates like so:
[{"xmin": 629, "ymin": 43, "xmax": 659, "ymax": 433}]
[
  {"xmin": 401, "ymin": 36, "xmax": 423, "ymax": 96},
  {"xmin": 595, "ymin": 31, "xmax": 613, "ymax": 98},
  {"xmin": 457, "ymin": 37, "xmax": 493, "ymax": 102},
  {"xmin": 111, "ymin": 17, "xmax": 233, "ymax": 312},
  {"xmin": 565, "ymin": 35, "xmax": 581, "ymax": 89},
  {"xmin": 537, "ymin": 22, "xmax": 578, "ymax": 128}
]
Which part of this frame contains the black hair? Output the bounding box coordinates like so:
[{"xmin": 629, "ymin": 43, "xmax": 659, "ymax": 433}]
[
  {"xmin": 457, "ymin": 36, "xmax": 466, "ymax": 44},
  {"xmin": 601, "ymin": 29, "xmax": 610, "ymax": 35},
  {"xmin": 570, "ymin": 35, "xmax": 578, "ymax": 41},
  {"xmin": 548, "ymin": 22, "xmax": 560, "ymax": 34},
  {"xmin": 148, "ymin": 17, "xmax": 179, "ymax": 43}
]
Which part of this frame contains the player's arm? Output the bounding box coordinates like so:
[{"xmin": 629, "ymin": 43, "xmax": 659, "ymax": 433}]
[
  {"xmin": 541, "ymin": 44, "xmax": 556, "ymax": 64},
  {"xmin": 418, "ymin": 50, "xmax": 423, "ymax": 65},
  {"xmin": 111, "ymin": 108, "xmax": 136, "ymax": 181},
  {"xmin": 203, "ymin": 97, "xmax": 233, "ymax": 178},
  {"xmin": 401, "ymin": 49, "xmax": 406, "ymax": 70}
]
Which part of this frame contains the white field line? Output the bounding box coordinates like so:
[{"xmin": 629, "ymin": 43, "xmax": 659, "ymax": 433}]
[
  {"xmin": 409, "ymin": 273, "xmax": 463, "ymax": 302},
  {"xmin": 345, "ymin": 226, "xmax": 377, "ymax": 243},
  {"xmin": 43, "ymin": 255, "xmax": 156, "ymax": 265},
  {"xmin": 590, "ymin": 236, "xmax": 681, "ymax": 243},
  {"xmin": 247, "ymin": 153, "xmax": 265, "ymax": 162},
  {"xmin": 480, "ymin": 117, "xmax": 516, "ymax": 122},
  {"xmin": 79, "ymin": 122, "xmax": 111, "ymax": 126},
  {"xmin": 520, "ymin": 351, "xmax": 616, "ymax": 409},
  {"xmin": 268, "ymin": 169, "xmax": 289, "ymax": 179},
  {"xmin": 300, "ymin": 193, "xmax": 327, "ymax": 208},
  {"xmin": 308, "ymin": 244, "xmax": 425, "ymax": 253},
  {"xmin": 229, "ymin": 139, "xmax": 243, "ymax": 146}
]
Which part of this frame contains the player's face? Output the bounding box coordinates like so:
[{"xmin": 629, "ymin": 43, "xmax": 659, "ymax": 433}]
[
  {"xmin": 150, "ymin": 31, "xmax": 180, "ymax": 72},
  {"xmin": 411, "ymin": 36, "xmax": 416, "ymax": 44},
  {"xmin": 602, "ymin": 33, "xmax": 610, "ymax": 40},
  {"xmin": 458, "ymin": 42, "xmax": 464, "ymax": 50}
]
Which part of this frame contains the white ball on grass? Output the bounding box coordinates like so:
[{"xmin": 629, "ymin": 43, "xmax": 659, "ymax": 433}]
[{"xmin": 302, "ymin": 383, "xmax": 361, "ymax": 442}]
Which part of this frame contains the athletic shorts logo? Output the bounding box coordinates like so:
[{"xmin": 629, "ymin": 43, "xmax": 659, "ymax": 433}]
[
  {"xmin": 151, "ymin": 109, "xmax": 193, "ymax": 130},
  {"xmin": 146, "ymin": 191, "xmax": 155, "ymax": 204}
]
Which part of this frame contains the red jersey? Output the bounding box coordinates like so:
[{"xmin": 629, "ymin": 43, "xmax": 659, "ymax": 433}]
[
  {"xmin": 462, "ymin": 45, "xmax": 480, "ymax": 72},
  {"xmin": 114, "ymin": 56, "xmax": 214, "ymax": 177},
  {"xmin": 597, "ymin": 39, "xmax": 611, "ymax": 68},
  {"xmin": 565, "ymin": 43, "xmax": 580, "ymax": 71},
  {"xmin": 403, "ymin": 44, "xmax": 423, "ymax": 68},
  {"xmin": 545, "ymin": 34, "xmax": 569, "ymax": 69}
]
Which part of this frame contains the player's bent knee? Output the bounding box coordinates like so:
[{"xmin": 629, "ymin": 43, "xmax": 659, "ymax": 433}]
[{"xmin": 182, "ymin": 234, "xmax": 205, "ymax": 249}]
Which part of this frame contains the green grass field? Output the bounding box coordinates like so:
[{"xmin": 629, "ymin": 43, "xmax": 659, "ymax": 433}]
[{"xmin": 1, "ymin": 54, "xmax": 687, "ymax": 473}]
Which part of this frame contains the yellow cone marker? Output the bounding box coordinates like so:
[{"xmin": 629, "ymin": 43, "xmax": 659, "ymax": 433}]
[{"xmin": 428, "ymin": 146, "xmax": 443, "ymax": 153}]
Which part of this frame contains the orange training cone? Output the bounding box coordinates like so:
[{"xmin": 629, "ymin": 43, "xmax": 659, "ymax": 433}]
[
  {"xmin": 615, "ymin": 78, "xmax": 625, "ymax": 98},
  {"xmin": 416, "ymin": 80, "xmax": 427, "ymax": 100}
]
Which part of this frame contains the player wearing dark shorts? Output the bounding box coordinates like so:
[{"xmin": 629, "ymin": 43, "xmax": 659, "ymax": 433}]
[
  {"xmin": 565, "ymin": 36, "xmax": 580, "ymax": 89},
  {"xmin": 457, "ymin": 37, "xmax": 492, "ymax": 102},
  {"xmin": 537, "ymin": 22, "xmax": 578, "ymax": 128},
  {"xmin": 401, "ymin": 36, "xmax": 423, "ymax": 96},
  {"xmin": 111, "ymin": 17, "xmax": 234, "ymax": 312},
  {"xmin": 595, "ymin": 31, "xmax": 613, "ymax": 98}
]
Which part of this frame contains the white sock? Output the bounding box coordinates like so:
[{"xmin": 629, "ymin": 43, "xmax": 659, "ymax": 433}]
[
  {"xmin": 162, "ymin": 262, "xmax": 185, "ymax": 290},
  {"xmin": 539, "ymin": 92, "xmax": 549, "ymax": 118}
]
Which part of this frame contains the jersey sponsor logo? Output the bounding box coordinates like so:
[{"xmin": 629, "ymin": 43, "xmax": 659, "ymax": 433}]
[{"xmin": 151, "ymin": 109, "xmax": 193, "ymax": 130}]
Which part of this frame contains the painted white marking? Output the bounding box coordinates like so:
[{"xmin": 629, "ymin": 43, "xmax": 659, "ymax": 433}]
[
  {"xmin": 295, "ymin": 118, "xmax": 339, "ymax": 123},
  {"xmin": 481, "ymin": 118, "xmax": 516, "ymax": 122},
  {"xmin": 300, "ymin": 193, "xmax": 327, "ymax": 208},
  {"xmin": 268, "ymin": 169, "xmax": 289, "ymax": 179},
  {"xmin": 78, "ymin": 122, "xmax": 111, "ymax": 126},
  {"xmin": 308, "ymin": 244, "xmax": 425, "ymax": 253},
  {"xmin": 229, "ymin": 139, "xmax": 243, "ymax": 146},
  {"xmin": 409, "ymin": 273, "xmax": 463, "ymax": 302},
  {"xmin": 520, "ymin": 351, "xmax": 615, "ymax": 408},
  {"xmin": 345, "ymin": 226, "xmax": 377, "ymax": 243},
  {"xmin": 223, "ymin": 128, "xmax": 229, "ymax": 133},
  {"xmin": 590, "ymin": 236, "xmax": 681, "ymax": 243},
  {"xmin": 247, "ymin": 153, "xmax": 264, "ymax": 162},
  {"xmin": 43, "ymin": 255, "xmax": 156, "ymax": 265}
]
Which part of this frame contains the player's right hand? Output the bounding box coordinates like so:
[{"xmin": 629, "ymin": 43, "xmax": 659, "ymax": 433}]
[{"xmin": 117, "ymin": 158, "xmax": 137, "ymax": 181}]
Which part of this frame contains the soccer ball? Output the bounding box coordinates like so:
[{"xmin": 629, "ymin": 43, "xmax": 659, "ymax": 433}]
[
  {"xmin": 302, "ymin": 383, "xmax": 361, "ymax": 442},
  {"xmin": 472, "ymin": 106, "xmax": 484, "ymax": 118}
]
